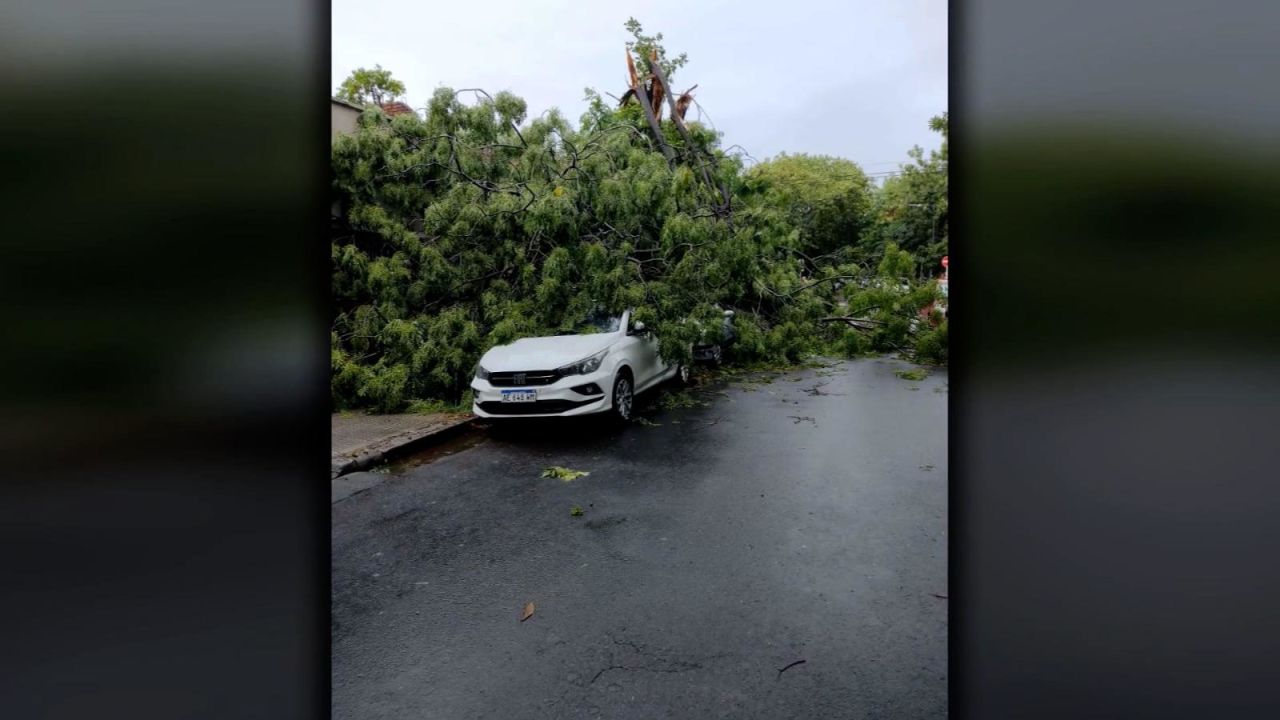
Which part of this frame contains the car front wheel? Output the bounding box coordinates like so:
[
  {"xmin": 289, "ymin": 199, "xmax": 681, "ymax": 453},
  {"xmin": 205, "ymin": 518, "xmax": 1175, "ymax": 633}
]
[{"xmin": 611, "ymin": 373, "xmax": 634, "ymax": 421}]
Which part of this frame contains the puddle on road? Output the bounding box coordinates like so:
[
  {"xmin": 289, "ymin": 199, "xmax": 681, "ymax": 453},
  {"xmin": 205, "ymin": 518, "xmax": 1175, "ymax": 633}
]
[{"xmin": 381, "ymin": 428, "xmax": 489, "ymax": 474}]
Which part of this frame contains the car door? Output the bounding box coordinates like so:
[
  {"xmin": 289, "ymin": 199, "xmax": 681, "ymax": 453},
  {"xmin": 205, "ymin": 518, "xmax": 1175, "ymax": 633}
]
[
  {"xmin": 644, "ymin": 328, "xmax": 668, "ymax": 386},
  {"xmin": 623, "ymin": 311, "xmax": 663, "ymax": 388}
]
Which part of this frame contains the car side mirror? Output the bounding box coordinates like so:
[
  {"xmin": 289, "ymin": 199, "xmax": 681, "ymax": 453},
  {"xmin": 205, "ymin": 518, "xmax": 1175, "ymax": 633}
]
[{"xmin": 630, "ymin": 320, "xmax": 646, "ymax": 335}]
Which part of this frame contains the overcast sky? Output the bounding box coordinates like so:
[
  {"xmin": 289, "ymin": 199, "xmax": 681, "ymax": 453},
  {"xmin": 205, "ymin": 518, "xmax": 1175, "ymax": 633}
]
[{"xmin": 332, "ymin": 0, "xmax": 946, "ymax": 174}]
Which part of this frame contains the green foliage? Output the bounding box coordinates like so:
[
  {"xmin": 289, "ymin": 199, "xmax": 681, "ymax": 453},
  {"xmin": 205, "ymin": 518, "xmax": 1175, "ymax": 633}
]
[
  {"xmin": 624, "ymin": 18, "xmax": 688, "ymax": 81},
  {"xmin": 336, "ymin": 65, "xmax": 407, "ymax": 107},
  {"xmin": 864, "ymin": 113, "xmax": 948, "ymax": 275},
  {"xmin": 743, "ymin": 153, "xmax": 872, "ymax": 258},
  {"xmin": 836, "ymin": 328, "xmax": 871, "ymax": 357},
  {"xmin": 406, "ymin": 397, "xmax": 469, "ymax": 414},
  {"xmin": 542, "ymin": 466, "xmax": 590, "ymax": 481},
  {"xmin": 331, "ymin": 29, "xmax": 947, "ymax": 411},
  {"xmin": 914, "ymin": 319, "xmax": 948, "ymax": 364},
  {"xmin": 877, "ymin": 242, "xmax": 916, "ymax": 279},
  {"xmin": 656, "ymin": 388, "xmax": 710, "ymax": 410},
  {"xmin": 895, "ymin": 368, "xmax": 929, "ymax": 381}
]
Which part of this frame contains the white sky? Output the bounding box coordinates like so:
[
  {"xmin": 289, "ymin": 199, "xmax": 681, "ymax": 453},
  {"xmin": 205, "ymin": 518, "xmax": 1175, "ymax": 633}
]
[{"xmin": 332, "ymin": 0, "xmax": 947, "ymax": 172}]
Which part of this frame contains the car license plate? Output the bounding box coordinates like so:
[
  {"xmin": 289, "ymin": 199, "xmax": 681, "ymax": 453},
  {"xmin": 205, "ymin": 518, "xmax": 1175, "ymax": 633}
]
[{"xmin": 501, "ymin": 389, "xmax": 537, "ymax": 403}]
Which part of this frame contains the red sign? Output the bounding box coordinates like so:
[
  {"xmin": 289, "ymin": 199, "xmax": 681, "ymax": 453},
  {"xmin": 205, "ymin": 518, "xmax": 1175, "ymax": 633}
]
[{"xmin": 941, "ymin": 256, "xmax": 949, "ymax": 268}]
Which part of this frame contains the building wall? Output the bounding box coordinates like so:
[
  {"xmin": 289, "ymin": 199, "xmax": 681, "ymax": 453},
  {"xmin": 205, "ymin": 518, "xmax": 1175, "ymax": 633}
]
[{"xmin": 331, "ymin": 100, "xmax": 361, "ymax": 140}]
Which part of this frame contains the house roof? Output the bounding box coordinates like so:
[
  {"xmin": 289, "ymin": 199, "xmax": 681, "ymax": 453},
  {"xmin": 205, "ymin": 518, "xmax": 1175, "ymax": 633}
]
[
  {"xmin": 331, "ymin": 97, "xmax": 365, "ymax": 112},
  {"xmin": 379, "ymin": 101, "xmax": 416, "ymax": 117}
]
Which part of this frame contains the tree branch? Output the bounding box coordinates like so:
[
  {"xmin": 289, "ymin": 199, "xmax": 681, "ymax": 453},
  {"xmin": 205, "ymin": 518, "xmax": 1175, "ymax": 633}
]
[
  {"xmin": 819, "ymin": 316, "xmax": 884, "ymax": 328},
  {"xmin": 788, "ymin": 275, "xmax": 857, "ymax": 296},
  {"xmin": 647, "ymin": 58, "xmax": 732, "ymax": 218},
  {"xmin": 629, "ymin": 78, "xmax": 676, "ymax": 165}
]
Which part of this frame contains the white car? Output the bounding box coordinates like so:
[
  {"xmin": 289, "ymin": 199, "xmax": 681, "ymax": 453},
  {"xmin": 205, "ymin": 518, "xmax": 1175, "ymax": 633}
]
[{"xmin": 470, "ymin": 309, "xmax": 687, "ymax": 421}]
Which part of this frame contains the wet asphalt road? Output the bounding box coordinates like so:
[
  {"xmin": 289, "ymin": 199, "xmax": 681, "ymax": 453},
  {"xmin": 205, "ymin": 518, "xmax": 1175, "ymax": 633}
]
[{"xmin": 332, "ymin": 358, "xmax": 948, "ymax": 719}]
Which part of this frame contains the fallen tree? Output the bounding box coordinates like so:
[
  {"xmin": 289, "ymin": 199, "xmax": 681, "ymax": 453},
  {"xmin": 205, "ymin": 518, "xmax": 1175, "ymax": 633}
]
[{"xmin": 330, "ymin": 20, "xmax": 945, "ymax": 411}]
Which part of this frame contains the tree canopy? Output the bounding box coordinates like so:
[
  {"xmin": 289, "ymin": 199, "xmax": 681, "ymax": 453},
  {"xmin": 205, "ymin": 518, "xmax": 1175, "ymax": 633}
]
[
  {"xmin": 864, "ymin": 112, "xmax": 948, "ymax": 275},
  {"xmin": 742, "ymin": 154, "xmax": 872, "ymax": 259},
  {"xmin": 336, "ymin": 65, "xmax": 407, "ymax": 107}
]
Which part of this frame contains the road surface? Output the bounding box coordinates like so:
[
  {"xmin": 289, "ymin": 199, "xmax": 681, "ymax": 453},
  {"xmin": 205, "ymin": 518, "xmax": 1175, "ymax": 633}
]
[{"xmin": 332, "ymin": 357, "xmax": 948, "ymax": 718}]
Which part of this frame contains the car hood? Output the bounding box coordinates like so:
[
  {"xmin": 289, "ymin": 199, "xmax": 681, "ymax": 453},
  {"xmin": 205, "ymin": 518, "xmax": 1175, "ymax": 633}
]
[{"xmin": 481, "ymin": 333, "xmax": 617, "ymax": 371}]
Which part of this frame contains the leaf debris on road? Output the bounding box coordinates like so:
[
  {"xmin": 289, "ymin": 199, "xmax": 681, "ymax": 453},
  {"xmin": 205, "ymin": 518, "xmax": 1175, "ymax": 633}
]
[
  {"xmin": 520, "ymin": 602, "xmax": 535, "ymax": 621},
  {"xmin": 542, "ymin": 466, "xmax": 590, "ymax": 481},
  {"xmin": 658, "ymin": 391, "xmax": 709, "ymax": 410},
  {"xmin": 570, "ymin": 505, "xmax": 584, "ymax": 516}
]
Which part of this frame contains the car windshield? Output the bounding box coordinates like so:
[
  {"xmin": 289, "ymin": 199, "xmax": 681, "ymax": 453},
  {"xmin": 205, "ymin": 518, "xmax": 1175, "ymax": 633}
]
[{"xmin": 560, "ymin": 309, "xmax": 621, "ymax": 335}]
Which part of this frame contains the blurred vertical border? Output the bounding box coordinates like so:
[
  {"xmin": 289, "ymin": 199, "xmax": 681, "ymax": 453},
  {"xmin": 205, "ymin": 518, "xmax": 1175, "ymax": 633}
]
[
  {"xmin": 952, "ymin": 0, "xmax": 1280, "ymax": 717},
  {"xmin": 0, "ymin": 1, "xmax": 331, "ymax": 717}
]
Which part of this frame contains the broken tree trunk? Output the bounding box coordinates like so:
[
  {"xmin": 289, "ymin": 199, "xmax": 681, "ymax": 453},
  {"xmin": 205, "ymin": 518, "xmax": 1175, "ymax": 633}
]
[
  {"xmin": 630, "ymin": 80, "xmax": 676, "ymax": 166},
  {"xmin": 647, "ymin": 58, "xmax": 732, "ymax": 216}
]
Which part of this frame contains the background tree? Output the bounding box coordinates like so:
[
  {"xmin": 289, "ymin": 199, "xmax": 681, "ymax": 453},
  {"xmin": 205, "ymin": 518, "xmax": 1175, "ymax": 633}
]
[
  {"xmin": 742, "ymin": 154, "xmax": 873, "ymax": 261},
  {"xmin": 864, "ymin": 113, "xmax": 948, "ymax": 276},
  {"xmin": 336, "ymin": 65, "xmax": 407, "ymax": 107}
]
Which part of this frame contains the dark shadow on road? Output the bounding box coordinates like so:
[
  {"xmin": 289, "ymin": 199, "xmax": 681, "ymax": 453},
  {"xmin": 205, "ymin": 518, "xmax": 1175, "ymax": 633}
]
[{"xmin": 479, "ymin": 415, "xmax": 628, "ymax": 445}]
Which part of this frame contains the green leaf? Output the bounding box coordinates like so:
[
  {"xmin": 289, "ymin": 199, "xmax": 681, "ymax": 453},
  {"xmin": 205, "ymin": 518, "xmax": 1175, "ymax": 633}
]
[
  {"xmin": 542, "ymin": 466, "xmax": 590, "ymax": 482},
  {"xmin": 895, "ymin": 368, "xmax": 928, "ymax": 381}
]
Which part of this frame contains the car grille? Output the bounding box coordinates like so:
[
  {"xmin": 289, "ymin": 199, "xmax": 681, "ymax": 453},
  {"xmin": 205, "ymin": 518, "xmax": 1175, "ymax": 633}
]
[
  {"xmin": 488, "ymin": 370, "xmax": 561, "ymax": 387},
  {"xmin": 478, "ymin": 398, "xmax": 602, "ymax": 415}
]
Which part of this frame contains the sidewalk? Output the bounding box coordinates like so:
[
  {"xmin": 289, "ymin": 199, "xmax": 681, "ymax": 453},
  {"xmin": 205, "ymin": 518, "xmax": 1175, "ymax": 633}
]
[{"xmin": 331, "ymin": 411, "xmax": 474, "ymax": 479}]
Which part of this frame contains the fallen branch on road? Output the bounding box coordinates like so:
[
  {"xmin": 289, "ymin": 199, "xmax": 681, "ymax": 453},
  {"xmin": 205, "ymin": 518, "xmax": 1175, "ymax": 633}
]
[{"xmin": 777, "ymin": 659, "xmax": 806, "ymax": 679}]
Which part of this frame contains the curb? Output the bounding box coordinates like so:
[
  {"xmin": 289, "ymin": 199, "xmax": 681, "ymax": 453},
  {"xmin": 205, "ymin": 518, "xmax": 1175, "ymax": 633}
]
[{"xmin": 330, "ymin": 415, "xmax": 478, "ymax": 480}]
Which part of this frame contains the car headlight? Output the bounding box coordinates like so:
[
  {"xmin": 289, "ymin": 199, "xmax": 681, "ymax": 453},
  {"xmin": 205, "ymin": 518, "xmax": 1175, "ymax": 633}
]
[
  {"xmin": 558, "ymin": 348, "xmax": 608, "ymax": 377},
  {"xmin": 474, "ymin": 364, "xmax": 491, "ymax": 381}
]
